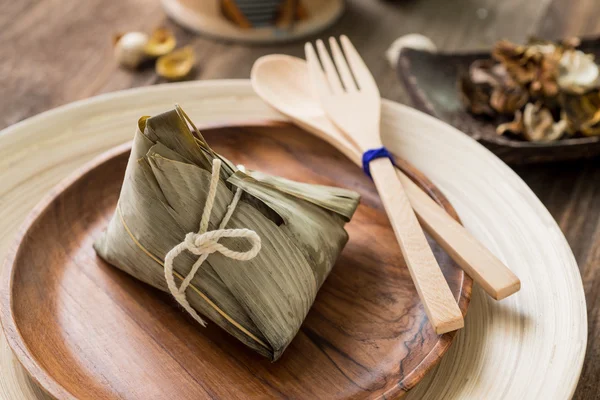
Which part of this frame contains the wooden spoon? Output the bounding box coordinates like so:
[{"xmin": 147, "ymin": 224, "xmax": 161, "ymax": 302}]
[{"xmin": 251, "ymin": 54, "xmax": 520, "ymax": 301}]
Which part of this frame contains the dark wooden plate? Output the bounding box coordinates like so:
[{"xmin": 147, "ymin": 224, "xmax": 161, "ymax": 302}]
[
  {"xmin": 0, "ymin": 121, "xmax": 471, "ymax": 399},
  {"xmin": 397, "ymin": 37, "xmax": 600, "ymax": 164}
]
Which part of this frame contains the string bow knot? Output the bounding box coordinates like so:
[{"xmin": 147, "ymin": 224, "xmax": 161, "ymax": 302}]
[
  {"xmin": 183, "ymin": 229, "xmax": 261, "ymax": 259},
  {"xmin": 164, "ymin": 159, "xmax": 261, "ymax": 326}
]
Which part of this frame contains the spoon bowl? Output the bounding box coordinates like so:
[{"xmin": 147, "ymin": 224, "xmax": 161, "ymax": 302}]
[{"xmin": 252, "ymin": 55, "xmax": 324, "ymax": 118}]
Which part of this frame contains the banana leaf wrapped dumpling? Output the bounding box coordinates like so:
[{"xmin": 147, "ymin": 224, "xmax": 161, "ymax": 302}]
[{"xmin": 94, "ymin": 106, "xmax": 360, "ymax": 360}]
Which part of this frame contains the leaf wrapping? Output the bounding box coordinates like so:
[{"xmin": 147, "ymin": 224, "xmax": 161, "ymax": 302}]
[{"xmin": 94, "ymin": 107, "xmax": 360, "ymax": 360}]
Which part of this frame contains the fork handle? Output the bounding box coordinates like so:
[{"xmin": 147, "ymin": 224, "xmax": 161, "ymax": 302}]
[{"xmin": 369, "ymin": 157, "xmax": 464, "ymax": 334}]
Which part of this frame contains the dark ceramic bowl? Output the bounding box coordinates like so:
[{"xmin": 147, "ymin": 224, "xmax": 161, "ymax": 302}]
[{"xmin": 397, "ymin": 37, "xmax": 600, "ymax": 164}]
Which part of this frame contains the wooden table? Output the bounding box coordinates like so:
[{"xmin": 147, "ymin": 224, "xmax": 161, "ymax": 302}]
[{"xmin": 1, "ymin": 0, "xmax": 598, "ymax": 398}]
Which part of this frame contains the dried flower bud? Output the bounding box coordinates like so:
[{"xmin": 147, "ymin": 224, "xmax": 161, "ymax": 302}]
[
  {"xmin": 522, "ymin": 102, "xmax": 566, "ymax": 142},
  {"xmin": 560, "ymin": 90, "xmax": 600, "ymax": 136},
  {"xmin": 459, "ymin": 59, "xmax": 528, "ymax": 116},
  {"xmin": 493, "ymin": 39, "xmax": 561, "ymax": 98},
  {"xmin": 463, "ymin": 37, "xmax": 600, "ymax": 141},
  {"xmin": 459, "ymin": 76, "xmax": 494, "ymax": 116},
  {"xmin": 144, "ymin": 28, "xmax": 176, "ymax": 58},
  {"xmin": 156, "ymin": 46, "xmax": 195, "ymax": 80},
  {"xmin": 497, "ymin": 110, "xmax": 524, "ymax": 136}
]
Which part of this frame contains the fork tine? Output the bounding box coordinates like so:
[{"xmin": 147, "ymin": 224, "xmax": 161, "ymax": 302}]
[
  {"xmin": 329, "ymin": 37, "xmax": 357, "ymax": 92},
  {"xmin": 304, "ymin": 42, "xmax": 331, "ymax": 99},
  {"xmin": 340, "ymin": 35, "xmax": 378, "ymax": 94},
  {"xmin": 316, "ymin": 39, "xmax": 343, "ymax": 94}
]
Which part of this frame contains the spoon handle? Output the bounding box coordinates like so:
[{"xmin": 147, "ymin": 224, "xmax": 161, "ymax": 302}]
[{"xmin": 395, "ymin": 167, "xmax": 520, "ymax": 300}]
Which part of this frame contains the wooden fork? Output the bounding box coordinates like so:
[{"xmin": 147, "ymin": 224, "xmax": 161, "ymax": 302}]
[{"xmin": 305, "ymin": 36, "xmax": 464, "ymax": 334}]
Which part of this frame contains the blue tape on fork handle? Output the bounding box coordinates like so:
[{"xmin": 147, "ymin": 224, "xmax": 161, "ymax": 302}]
[{"xmin": 362, "ymin": 147, "xmax": 395, "ymax": 179}]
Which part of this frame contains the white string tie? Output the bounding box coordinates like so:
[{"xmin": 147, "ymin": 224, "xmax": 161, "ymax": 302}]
[{"xmin": 164, "ymin": 159, "xmax": 261, "ymax": 326}]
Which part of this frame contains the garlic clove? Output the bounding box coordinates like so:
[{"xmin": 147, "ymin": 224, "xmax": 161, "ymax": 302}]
[
  {"xmin": 114, "ymin": 32, "xmax": 149, "ymax": 69},
  {"xmin": 156, "ymin": 46, "xmax": 195, "ymax": 80},
  {"xmin": 386, "ymin": 34, "xmax": 437, "ymax": 68},
  {"xmin": 144, "ymin": 28, "xmax": 176, "ymax": 58}
]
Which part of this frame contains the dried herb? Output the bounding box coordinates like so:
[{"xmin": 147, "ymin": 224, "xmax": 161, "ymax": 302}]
[
  {"xmin": 492, "ymin": 40, "xmax": 561, "ymax": 98},
  {"xmin": 460, "ymin": 60, "xmax": 528, "ymax": 116},
  {"xmin": 144, "ymin": 28, "xmax": 177, "ymax": 58},
  {"xmin": 522, "ymin": 102, "xmax": 567, "ymax": 142},
  {"xmin": 561, "ymin": 90, "xmax": 600, "ymax": 136},
  {"xmin": 460, "ymin": 37, "xmax": 600, "ymax": 142},
  {"xmin": 497, "ymin": 110, "xmax": 524, "ymax": 136}
]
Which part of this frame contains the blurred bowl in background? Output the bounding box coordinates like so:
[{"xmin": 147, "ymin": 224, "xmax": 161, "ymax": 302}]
[{"xmin": 162, "ymin": 0, "xmax": 344, "ymax": 44}]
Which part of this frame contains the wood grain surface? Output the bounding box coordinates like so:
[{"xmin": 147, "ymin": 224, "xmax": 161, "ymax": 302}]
[
  {"xmin": 1, "ymin": 123, "xmax": 470, "ymax": 399},
  {"xmin": 0, "ymin": 0, "xmax": 598, "ymax": 398}
]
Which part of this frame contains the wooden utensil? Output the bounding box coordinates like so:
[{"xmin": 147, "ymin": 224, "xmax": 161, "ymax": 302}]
[
  {"xmin": 251, "ymin": 54, "xmax": 521, "ymax": 301},
  {"xmin": 305, "ymin": 36, "xmax": 463, "ymax": 334},
  {"xmin": 1, "ymin": 122, "xmax": 470, "ymax": 399},
  {"xmin": 397, "ymin": 37, "xmax": 600, "ymax": 164}
]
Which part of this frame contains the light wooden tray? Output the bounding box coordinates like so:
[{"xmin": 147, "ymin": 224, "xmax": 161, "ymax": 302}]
[
  {"xmin": 161, "ymin": 0, "xmax": 344, "ymax": 44},
  {"xmin": 0, "ymin": 81, "xmax": 587, "ymax": 399}
]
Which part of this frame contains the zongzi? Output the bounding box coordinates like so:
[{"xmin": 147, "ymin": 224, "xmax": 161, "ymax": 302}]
[{"xmin": 94, "ymin": 106, "xmax": 360, "ymax": 361}]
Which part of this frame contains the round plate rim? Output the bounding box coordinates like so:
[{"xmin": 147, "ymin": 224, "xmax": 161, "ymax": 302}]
[
  {"xmin": 0, "ymin": 80, "xmax": 587, "ymax": 400},
  {"xmin": 0, "ymin": 122, "xmax": 471, "ymax": 400}
]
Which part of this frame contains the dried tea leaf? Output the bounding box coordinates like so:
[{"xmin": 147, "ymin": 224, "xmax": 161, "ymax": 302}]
[
  {"xmin": 459, "ymin": 74, "xmax": 494, "ymax": 116},
  {"xmin": 522, "ymin": 102, "xmax": 567, "ymax": 142},
  {"xmin": 493, "ymin": 39, "xmax": 561, "ymax": 98},
  {"xmin": 463, "ymin": 37, "xmax": 600, "ymax": 139},
  {"xmin": 561, "ymin": 90, "xmax": 600, "ymax": 136},
  {"xmin": 497, "ymin": 110, "xmax": 524, "ymax": 136},
  {"xmin": 459, "ymin": 59, "xmax": 528, "ymax": 116},
  {"xmin": 490, "ymin": 82, "xmax": 529, "ymax": 115},
  {"xmin": 458, "ymin": 60, "xmax": 496, "ymax": 116},
  {"xmin": 144, "ymin": 27, "xmax": 176, "ymax": 58}
]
